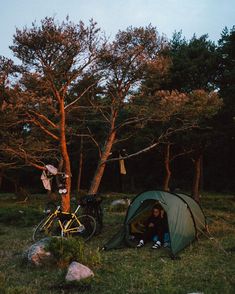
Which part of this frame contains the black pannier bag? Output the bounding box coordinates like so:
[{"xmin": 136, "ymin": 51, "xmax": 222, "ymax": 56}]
[{"xmin": 79, "ymin": 195, "xmax": 103, "ymax": 234}]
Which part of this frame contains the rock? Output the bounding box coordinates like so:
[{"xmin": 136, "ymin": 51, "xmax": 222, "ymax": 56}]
[
  {"xmin": 24, "ymin": 238, "xmax": 53, "ymax": 266},
  {"xmin": 65, "ymin": 262, "xmax": 94, "ymax": 282},
  {"xmin": 110, "ymin": 198, "xmax": 130, "ymax": 207}
]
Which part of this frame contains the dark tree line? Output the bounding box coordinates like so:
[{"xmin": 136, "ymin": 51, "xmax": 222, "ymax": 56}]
[{"xmin": 0, "ymin": 17, "xmax": 234, "ymax": 210}]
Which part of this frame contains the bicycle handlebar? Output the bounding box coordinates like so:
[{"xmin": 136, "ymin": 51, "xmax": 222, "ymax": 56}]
[{"xmin": 47, "ymin": 204, "xmax": 80, "ymax": 214}]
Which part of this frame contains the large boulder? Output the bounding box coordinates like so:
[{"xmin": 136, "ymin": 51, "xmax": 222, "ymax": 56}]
[
  {"xmin": 23, "ymin": 238, "xmax": 53, "ymax": 266},
  {"xmin": 65, "ymin": 262, "xmax": 94, "ymax": 282}
]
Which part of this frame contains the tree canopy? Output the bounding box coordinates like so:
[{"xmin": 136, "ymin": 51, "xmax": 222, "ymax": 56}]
[{"xmin": 0, "ymin": 17, "xmax": 234, "ymax": 207}]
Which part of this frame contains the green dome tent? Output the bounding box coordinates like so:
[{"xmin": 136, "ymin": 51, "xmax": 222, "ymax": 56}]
[{"xmin": 104, "ymin": 191, "xmax": 206, "ymax": 255}]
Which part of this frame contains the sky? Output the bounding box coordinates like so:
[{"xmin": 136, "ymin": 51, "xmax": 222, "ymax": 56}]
[{"xmin": 1, "ymin": 0, "xmax": 234, "ymax": 59}]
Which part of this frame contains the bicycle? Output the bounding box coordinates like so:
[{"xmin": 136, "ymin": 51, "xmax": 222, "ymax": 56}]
[{"xmin": 33, "ymin": 204, "xmax": 96, "ymax": 242}]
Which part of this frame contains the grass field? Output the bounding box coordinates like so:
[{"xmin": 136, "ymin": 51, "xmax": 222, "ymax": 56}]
[{"xmin": 0, "ymin": 192, "xmax": 235, "ymax": 294}]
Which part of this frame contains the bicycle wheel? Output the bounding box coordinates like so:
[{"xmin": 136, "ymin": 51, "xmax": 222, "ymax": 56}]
[
  {"xmin": 68, "ymin": 215, "xmax": 96, "ymax": 241},
  {"xmin": 33, "ymin": 215, "xmax": 61, "ymax": 242},
  {"xmin": 89, "ymin": 206, "xmax": 103, "ymax": 234},
  {"xmin": 44, "ymin": 202, "xmax": 57, "ymax": 214},
  {"xmin": 94, "ymin": 206, "xmax": 103, "ymax": 234}
]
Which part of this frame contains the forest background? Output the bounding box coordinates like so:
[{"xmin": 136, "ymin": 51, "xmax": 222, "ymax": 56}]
[{"xmin": 0, "ymin": 18, "xmax": 234, "ymax": 211}]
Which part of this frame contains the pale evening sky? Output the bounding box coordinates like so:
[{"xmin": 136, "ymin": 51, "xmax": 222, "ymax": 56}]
[{"xmin": 1, "ymin": 0, "xmax": 234, "ymax": 59}]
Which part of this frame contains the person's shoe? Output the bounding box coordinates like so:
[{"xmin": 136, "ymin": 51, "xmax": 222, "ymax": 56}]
[
  {"xmin": 152, "ymin": 241, "xmax": 161, "ymax": 249},
  {"xmin": 163, "ymin": 242, "xmax": 170, "ymax": 248},
  {"xmin": 137, "ymin": 240, "xmax": 144, "ymax": 248}
]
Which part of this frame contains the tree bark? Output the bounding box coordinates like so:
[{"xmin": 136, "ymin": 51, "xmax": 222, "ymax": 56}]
[
  {"xmin": 88, "ymin": 129, "xmax": 116, "ymax": 195},
  {"xmin": 88, "ymin": 109, "xmax": 118, "ymax": 196},
  {"xmin": 162, "ymin": 143, "xmax": 171, "ymax": 191},
  {"xmin": 192, "ymin": 153, "xmax": 203, "ymax": 202},
  {"xmin": 60, "ymin": 99, "xmax": 71, "ymax": 212},
  {"xmin": 88, "ymin": 110, "xmax": 117, "ymax": 196}
]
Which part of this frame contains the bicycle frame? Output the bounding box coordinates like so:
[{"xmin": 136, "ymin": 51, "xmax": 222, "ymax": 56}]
[
  {"xmin": 42, "ymin": 204, "xmax": 83, "ymax": 237},
  {"xmin": 59, "ymin": 213, "xmax": 84, "ymax": 237}
]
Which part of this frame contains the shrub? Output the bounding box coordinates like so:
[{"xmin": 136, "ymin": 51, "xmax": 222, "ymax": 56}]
[{"xmin": 46, "ymin": 237, "xmax": 101, "ymax": 268}]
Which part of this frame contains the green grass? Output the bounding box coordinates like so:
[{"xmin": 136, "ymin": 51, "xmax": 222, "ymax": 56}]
[{"xmin": 0, "ymin": 192, "xmax": 235, "ymax": 294}]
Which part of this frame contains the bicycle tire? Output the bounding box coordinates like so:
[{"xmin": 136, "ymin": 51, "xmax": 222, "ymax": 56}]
[
  {"xmin": 94, "ymin": 206, "xmax": 103, "ymax": 234},
  {"xmin": 33, "ymin": 215, "xmax": 61, "ymax": 242},
  {"xmin": 67, "ymin": 214, "xmax": 96, "ymax": 241},
  {"xmin": 82, "ymin": 205, "xmax": 103, "ymax": 234},
  {"xmin": 91, "ymin": 206, "xmax": 103, "ymax": 234}
]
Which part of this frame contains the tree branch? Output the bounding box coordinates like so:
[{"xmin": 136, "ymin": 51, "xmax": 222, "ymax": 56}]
[
  {"xmin": 28, "ymin": 110, "xmax": 58, "ymax": 129},
  {"xmin": 170, "ymin": 149, "xmax": 194, "ymax": 161},
  {"xmin": 103, "ymin": 125, "xmax": 197, "ymax": 164},
  {"xmin": 88, "ymin": 97, "xmax": 110, "ymax": 123},
  {"xmin": 103, "ymin": 141, "xmax": 160, "ymax": 163},
  {"xmin": 3, "ymin": 147, "xmax": 46, "ymax": 170},
  {"xmin": 115, "ymin": 116, "xmax": 147, "ymax": 130},
  {"xmin": 87, "ymin": 127, "xmax": 102, "ymax": 158},
  {"xmin": 30, "ymin": 117, "xmax": 60, "ymax": 141},
  {"xmin": 65, "ymin": 82, "xmax": 98, "ymax": 111},
  {"xmin": 60, "ymin": 56, "xmax": 97, "ymax": 96}
]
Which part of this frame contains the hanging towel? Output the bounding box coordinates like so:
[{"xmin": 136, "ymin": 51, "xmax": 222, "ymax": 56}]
[
  {"xmin": 119, "ymin": 159, "xmax": 127, "ymax": 175},
  {"xmin": 40, "ymin": 170, "xmax": 52, "ymax": 190},
  {"xmin": 45, "ymin": 164, "xmax": 58, "ymax": 175}
]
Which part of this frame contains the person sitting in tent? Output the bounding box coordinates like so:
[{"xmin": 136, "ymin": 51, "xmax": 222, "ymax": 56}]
[
  {"xmin": 137, "ymin": 204, "xmax": 169, "ymax": 249},
  {"xmin": 158, "ymin": 209, "xmax": 170, "ymax": 248}
]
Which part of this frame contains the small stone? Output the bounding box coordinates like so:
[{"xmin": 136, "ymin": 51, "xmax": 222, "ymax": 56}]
[{"xmin": 65, "ymin": 261, "xmax": 94, "ymax": 282}]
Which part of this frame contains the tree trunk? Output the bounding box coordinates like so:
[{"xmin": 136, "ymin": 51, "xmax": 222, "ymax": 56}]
[
  {"xmin": 77, "ymin": 136, "xmax": 83, "ymax": 194},
  {"xmin": 14, "ymin": 177, "xmax": 20, "ymax": 194},
  {"xmin": 162, "ymin": 144, "xmax": 171, "ymax": 191},
  {"xmin": 88, "ymin": 129, "xmax": 116, "ymax": 195},
  {"xmin": 200, "ymin": 154, "xmax": 204, "ymax": 192},
  {"xmin": 60, "ymin": 99, "xmax": 71, "ymax": 212},
  {"xmin": 0, "ymin": 169, "xmax": 3, "ymax": 190},
  {"xmin": 192, "ymin": 153, "xmax": 202, "ymax": 202},
  {"xmin": 130, "ymin": 176, "xmax": 136, "ymax": 193},
  {"xmin": 88, "ymin": 109, "xmax": 118, "ymax": 196}
]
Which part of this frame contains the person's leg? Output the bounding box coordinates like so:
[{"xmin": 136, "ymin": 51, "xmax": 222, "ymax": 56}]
[
  {"xmin": 152, "ymin": 226, "xmax": 163, "ymax": 249},
  {"xmin": 137, "ymin": 227, "xmax": 155, "ymax": 247},
  {"xmin": 163, "ymin": 232, "xmax": 170, "ymax": 247},
  {"xmin": 156, "ymin": 227, "xmax": 164, "ymax": 244},
  {"xmin": 142, "ymin": 226, "xmax": 156, "ymax": 242}
]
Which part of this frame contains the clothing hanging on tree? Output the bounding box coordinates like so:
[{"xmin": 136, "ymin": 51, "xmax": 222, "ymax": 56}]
[
  {"xmin": 40, "ymin": 164, "xmax": 58, "ymax": 191},
  {"xmin": 41, "ymin": 171, "xmax": 52, "ymax": 190},
  {"xmin": 119, "ymin": 159, "xmax": 127, "ymax": 175}
]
